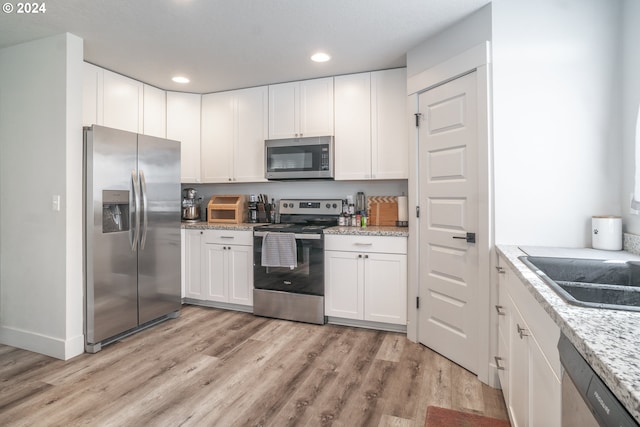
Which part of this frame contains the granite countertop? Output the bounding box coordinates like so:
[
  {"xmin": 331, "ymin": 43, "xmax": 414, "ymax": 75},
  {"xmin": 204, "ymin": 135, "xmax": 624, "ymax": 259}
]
[
  {"xmin": 323, "ymin": 225, "xmax": 409, "ymax": 237},
  {"xmin": 497, "ymin": 245, "xmax": 640, "ymax": 423},
  {"xmin": 181, "ymin": 221, "xmax": 266, "ymax": 231},
  {"xmin": 182, "ymin": 222, "xmax": 409, "ymax": 237}
]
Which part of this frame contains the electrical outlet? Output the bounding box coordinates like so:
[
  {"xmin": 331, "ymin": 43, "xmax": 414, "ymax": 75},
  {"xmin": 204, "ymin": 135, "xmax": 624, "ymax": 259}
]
[
  {"xmin": 52, "ymin": 195, "xmax": 60, "ymax": 211},
  {"xmin": 630, "ymin": 193, "xmax": 639, "ymax": 215}
]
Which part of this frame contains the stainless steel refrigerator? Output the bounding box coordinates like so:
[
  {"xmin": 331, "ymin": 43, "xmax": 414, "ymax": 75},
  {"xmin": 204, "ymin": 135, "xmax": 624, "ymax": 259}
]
[{"xmin": 84, "ymin": 125, "xmax": 181, "ymax": 353}]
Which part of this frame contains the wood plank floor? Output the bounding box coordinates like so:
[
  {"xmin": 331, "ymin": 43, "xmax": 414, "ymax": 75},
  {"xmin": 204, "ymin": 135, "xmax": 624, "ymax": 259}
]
[{"xmin": 0, "ymin": 305, "xmax": 509, "ymax": 426}]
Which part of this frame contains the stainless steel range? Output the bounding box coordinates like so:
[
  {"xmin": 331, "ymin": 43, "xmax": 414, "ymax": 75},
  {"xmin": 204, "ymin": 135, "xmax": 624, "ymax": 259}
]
[{"xmin": 253, "ymin": 199, "xmax": 342, "ymax": 324}]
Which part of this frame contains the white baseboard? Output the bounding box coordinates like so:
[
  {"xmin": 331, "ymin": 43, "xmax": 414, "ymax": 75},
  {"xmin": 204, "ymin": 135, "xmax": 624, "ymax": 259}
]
[{"xmin": 0, "ymin": 325, "xmax": 84, "ymax": 360}]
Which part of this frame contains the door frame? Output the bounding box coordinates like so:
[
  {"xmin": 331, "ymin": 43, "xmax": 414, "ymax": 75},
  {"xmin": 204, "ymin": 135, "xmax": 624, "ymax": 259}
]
[{"xmin": 406, "ymin": 42, "xmax": 497, "ymax": 387}]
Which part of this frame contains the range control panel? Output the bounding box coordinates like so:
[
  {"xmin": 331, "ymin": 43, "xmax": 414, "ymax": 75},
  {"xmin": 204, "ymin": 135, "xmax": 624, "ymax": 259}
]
[{"xmin": 279, "ymin": 199, "xmax": 342, "ymax": 215}]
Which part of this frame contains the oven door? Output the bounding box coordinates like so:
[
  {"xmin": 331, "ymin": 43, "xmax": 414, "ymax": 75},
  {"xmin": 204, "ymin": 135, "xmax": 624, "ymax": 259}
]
[
  {"xmin": 253, "ymin": 232, "xmax": 324, "ymax": 296},
  {"xmin": 265, "ymin": 137, "xmax": 333, "ymax": 179}
]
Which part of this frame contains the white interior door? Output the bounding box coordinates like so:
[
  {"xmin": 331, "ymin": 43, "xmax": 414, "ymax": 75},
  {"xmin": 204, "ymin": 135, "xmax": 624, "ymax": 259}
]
[{"xmin": 418, "ymin": 71, "xmax": 479, "ymax": 374}]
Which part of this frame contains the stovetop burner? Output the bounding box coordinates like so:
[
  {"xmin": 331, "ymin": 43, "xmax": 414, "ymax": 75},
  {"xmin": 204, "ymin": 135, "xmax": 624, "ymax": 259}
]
[{"xmin": 254, "ymin": 198, "xmax": 342, "ymax": 234}]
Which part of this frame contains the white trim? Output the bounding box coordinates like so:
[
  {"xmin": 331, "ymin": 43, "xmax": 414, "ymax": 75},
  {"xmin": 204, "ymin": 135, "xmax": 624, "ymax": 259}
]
[
  {"xmin": 407, "ymin": 42, "xmax": 491, "ymax": 96},
  {"xmin": 0, "ymin": 326, "xmax": 84, "ymax": 360},
  {"xmin": 407, "ymin": 41, "xmax": 496, "ymax": 387}
]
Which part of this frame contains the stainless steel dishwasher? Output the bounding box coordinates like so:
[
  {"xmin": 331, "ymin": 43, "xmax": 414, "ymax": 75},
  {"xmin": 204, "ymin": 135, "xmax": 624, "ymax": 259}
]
[{"xmin": 558, "ymin": 334, "xmax": 638, "ymax": 426}]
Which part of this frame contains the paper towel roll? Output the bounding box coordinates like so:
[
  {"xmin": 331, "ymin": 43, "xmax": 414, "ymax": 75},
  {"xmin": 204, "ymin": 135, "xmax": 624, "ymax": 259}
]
[
  {"xmin": 397, "ymin": 196, "xmax": 408, "ymax": 222},
  {"xmin": 592, "ymin": 216, "xmax": 622, "ymax": 251}
]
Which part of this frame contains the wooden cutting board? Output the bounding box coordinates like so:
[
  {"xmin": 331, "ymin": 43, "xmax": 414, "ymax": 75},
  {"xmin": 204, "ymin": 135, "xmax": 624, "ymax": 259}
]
[{"xmin": 367, "ymin": 196, "xmax": 398, "ymax": 226}]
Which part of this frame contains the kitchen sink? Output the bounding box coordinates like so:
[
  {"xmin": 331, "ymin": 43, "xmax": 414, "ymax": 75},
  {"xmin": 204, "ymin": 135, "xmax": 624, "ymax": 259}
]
[{"xmin": 518, "ymin": 256, "xmax": 640, "ymax": 312}]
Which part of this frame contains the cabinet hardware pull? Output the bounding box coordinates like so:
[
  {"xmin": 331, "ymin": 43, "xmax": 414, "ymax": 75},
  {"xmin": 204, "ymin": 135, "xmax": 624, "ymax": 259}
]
[
  {"xmin": 496, "ymin": 266, "xmax": 505, "ymax": 274},
  {"xmin": 354, "ymin": 242, "xmax": 373, "ymax": 246},
  {"xmin": 364, "ymin": 254, "xmax": 369, "ymax": 259},
  {"xmin": 495, "ymin": 305, "xmax": 505, "ymax": 315},
  {"xmin": 358, "ymin": 254, "xmax": 362, "ymax": 258},
  {"xmin": 494, "ymin": 356, "xmax": 505, "ymax": 370},
  {"xmin": 517, "ymin": 324, "xmax": 528, "ymax": 339},
  {"xmin": 221, "ymin": 236, "xmax": 234, "ymax": 239}
]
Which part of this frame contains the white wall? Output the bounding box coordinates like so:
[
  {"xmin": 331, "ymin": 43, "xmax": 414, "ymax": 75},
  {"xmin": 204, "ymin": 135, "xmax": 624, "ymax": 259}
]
[
  {"xmin": 621, "ymin": 0, "xmax": 640, "ymax": 234},
  {"xmin": 492, "ymin": 0, "xmax": 621, "ymax": 246},
  {"xmin": 0, "ymin": 33, "xmax": 84, "ymax": 359},
  {"xmin": 406, "ymin": 4, "xmax": 491, "ymax": 78}
]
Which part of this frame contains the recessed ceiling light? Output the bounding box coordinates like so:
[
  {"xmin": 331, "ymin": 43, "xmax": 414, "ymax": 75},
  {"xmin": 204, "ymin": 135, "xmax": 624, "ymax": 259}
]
[
  {"xmin": 172, "ymin": 76, "xmax": 190, "ymax": 84},
  {"xmin": 311, "ymin": 52, "xmax": 331, "ymax": 63}
]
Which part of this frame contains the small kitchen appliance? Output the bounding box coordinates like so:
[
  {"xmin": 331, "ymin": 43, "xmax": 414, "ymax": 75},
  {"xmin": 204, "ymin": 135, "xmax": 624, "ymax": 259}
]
[
  {"xmin": 182, "ymin": 187, "xmax": 202, "ymax": 222},
  {"xmin": 253, "ymin": 198, "xmax": 342, "ymax": 324}
]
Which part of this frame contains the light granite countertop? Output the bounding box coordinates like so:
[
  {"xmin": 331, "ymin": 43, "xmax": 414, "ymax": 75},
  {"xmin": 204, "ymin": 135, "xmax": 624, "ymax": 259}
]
[
  {"xmin": 181, "ymin": 221, "xmax": 266, "ymax": 231},
  {"xmin": 497, "ymin": 245, "xmax": 640, "ymax": 423},
  {"xmin": 323, "ymin": 225, "xmax": 409, "ymax": 237},
  {"xmin": 181, "ymin": 222, "xmax": 409, "ymax": 237}
]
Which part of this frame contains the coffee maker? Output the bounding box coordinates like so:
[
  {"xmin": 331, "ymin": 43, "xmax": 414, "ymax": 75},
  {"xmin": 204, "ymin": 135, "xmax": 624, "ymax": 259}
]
[{"xmin": 182, "ymin": 188, "xmax": 202, "ymax": 222}]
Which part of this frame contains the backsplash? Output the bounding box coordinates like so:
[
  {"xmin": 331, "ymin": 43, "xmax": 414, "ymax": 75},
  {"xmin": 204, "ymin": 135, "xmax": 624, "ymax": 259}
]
[
  {"xmin": 624, "ymin": 233, "xmax": 640, "ymax": 256},
  {"xmin": 182, "ymin": 179, "xmax": 409, "ymax": 221}
]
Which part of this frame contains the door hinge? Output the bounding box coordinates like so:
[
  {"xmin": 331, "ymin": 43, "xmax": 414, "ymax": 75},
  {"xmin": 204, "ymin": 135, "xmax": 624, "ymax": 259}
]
[
  {"xmin": 416, "ymin": 296, "xmax": 420, "ymax": 309},
  {"xmin": 416, "ymin": 206, "xmax": 420, "ymax": 218},
  {"xmin": 415, "ymin": 113, "xmax": 422, "ymax": 127}
]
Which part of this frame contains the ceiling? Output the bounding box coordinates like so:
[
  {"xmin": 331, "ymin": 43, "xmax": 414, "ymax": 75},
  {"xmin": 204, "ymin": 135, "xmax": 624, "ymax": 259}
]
[{"xmin": 0, "ymin": 0, "xmax": 490, "ymax": 93}]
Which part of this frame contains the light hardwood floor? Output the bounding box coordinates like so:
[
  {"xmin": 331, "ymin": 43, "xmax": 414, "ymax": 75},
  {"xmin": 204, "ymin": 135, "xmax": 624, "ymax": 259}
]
[{"xmin": 0, "ymin": 305, "xmax": 508, "ymax": 426}]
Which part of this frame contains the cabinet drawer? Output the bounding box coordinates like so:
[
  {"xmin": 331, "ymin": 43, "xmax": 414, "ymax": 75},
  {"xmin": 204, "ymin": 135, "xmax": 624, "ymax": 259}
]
[
  {"xmin": 325, "ymin": 235, "xmax": 407, "ymax": 254},
  {"xmin": 201, "ymin": 229, "xmax": 253, "ymax": 246}
]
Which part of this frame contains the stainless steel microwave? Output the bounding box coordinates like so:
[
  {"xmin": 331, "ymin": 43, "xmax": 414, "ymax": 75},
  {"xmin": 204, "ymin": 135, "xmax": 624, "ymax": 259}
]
[{"xmin": 265, "ymin": 136, "xmax": 334, "ymax": 180}]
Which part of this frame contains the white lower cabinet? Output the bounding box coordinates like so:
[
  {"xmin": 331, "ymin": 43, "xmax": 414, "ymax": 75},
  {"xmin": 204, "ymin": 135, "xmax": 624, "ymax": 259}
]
[
  {"xmin": 497, "ymin": 256, "xmax": 561, "ymax": 427},
  {"xmin": 325, "ymin": 235, "xmax": 407, "ymax": 326},
  {"xmin": 183, "ymin": 229, "xmax": 253, "ymax": 308}
]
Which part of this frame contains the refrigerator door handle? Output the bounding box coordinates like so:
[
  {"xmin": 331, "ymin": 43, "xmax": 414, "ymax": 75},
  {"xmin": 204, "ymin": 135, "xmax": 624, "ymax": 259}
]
[
  {"xmin": 131, "ymin": 169, "xmax": 140, "ymax": 251},
  {"xmin": 139, "ymin": 169, "xmax": 148, "ymax": 250}
]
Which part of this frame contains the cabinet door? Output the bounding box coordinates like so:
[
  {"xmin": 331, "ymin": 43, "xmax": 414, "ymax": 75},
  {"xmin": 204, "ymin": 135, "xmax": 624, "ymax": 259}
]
[
  {"xmin": 234, "ymin": 86, "xmax": 268, "ymax": 182},
  {"xmin": 268, "ymin": 82, "xmax": 297, "ymax": 138},
  {"xmin": 184, "ymin": 230, "xmax": 203, "ymax": 299},
  {"xmin": 103, "ymin": 69, "xmax": 143, "ymax": 133},
  {"xmin": 334, "ymin": 73, "xmax": 372, "ymax": 180},
  {"xmin": 83, "ymin": 62, "xmax": 103, "ymax": 127},
  {"xmin": 364, "ymin": 253, "xmax": 407, "ymax": 324},
  {"xmin": 167, "ymin": 92, "xmax": 201, "ymax": 183},
  {"xmin": 529, "ymin": 336, "xmax": 561, "ymax": 427},
  {"xmin": 299, "ymin": 77, "xmax": 334, "ymax": 137},
  {"xmin": 201, "ymin": 91, "xmax": 234, "ymax": 182},
  {"xmin": 202, "ymin": 243, "xmax": 227, "ymax": 302},
  {"xmin": 509, "ymin": 299, "xmax": 529, "ymax": 427},
  {"xmin": 325, "ymin": 251, "xmax": 363, "ymax": 320},
  {"xmin": 496, "ymin": 263, "xmax": 511, "ymax": 401},
  {"xmin": 227, "ymin": 245, "xmax": 253, "ymax": 306},
  {"xmin": 371, "ymin": 68, "xmax": 408, "ymax": 179},
  {"xmin": 143, "ymin": 84, "xmax": 166, "ymax": 138}
]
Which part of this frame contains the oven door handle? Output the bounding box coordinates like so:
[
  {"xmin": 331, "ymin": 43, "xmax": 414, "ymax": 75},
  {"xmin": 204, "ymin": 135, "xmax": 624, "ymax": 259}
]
[{"xmin": 254, "ymin": 231, "xmax": 322, "ymax": 240}]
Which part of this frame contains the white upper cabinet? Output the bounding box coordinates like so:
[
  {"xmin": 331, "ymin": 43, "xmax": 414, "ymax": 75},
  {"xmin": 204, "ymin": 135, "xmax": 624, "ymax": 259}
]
[
  {"xmin": 83, "ymin": 62, "xmax": 103, "ymax": 127},
  {"xmin": 143, "ymin": 84, "xmax": 166, "ymax": 138},
  {"xmin": 268, "ymin": 77, "xmax": 334, "ymax": 138},
  {"xmin": 371, "ymin": 68, "xmax": 408, "ymax": 179},
  {"xmin": 334, "ymin": 68, "xmax": 408, "ymax": 180},
  {"xmin": 334, "ymin": 72, "xmax": 372, "ymax": 180},
  {"xmin": 167, "ymin": 91, "xmax": 202, "ymax": 183},
  {"xmin": 201, "ymin": 86, "xmax": 268, "ymax": 183},
  {"xmin": 102, "ymin": 69, "xmax": 143, "ymax": 133},
  {"xmin": 83, "ymin": 63, "xmax": 165, "ymax": 138}
]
